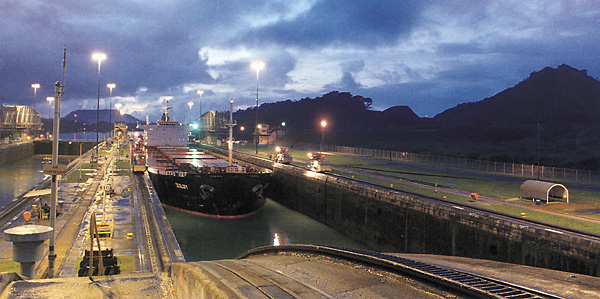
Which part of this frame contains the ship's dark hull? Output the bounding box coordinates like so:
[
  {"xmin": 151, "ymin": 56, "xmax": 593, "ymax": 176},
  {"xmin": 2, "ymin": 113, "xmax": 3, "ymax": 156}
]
[{"xmin": 148, "ymin": 171, "xmax": 270, "ymax": 217}]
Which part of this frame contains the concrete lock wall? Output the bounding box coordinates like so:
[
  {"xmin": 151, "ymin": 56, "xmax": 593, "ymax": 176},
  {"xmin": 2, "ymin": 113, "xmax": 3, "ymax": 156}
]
[
  {"xmin": 0, "ymin": 142, "xmax": 34, "ymax": 167},
  {"xmin": 266, "ymin": 163, "xmax": 600, "ymax": 277},
  {"xmin": 203, "ymin": 146, "xmax": 600, "ymax": 277}
]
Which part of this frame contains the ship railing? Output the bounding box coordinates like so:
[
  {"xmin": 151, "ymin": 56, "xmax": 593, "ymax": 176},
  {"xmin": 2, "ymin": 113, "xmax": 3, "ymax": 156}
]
[{"xmin": 226, "ymin": 166, "xmax": 246, "ymax": 173}]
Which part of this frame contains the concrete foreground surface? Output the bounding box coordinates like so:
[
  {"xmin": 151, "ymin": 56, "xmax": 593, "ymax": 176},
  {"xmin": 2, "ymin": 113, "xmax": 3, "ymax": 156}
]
[
  {"xmin": 3, "ymin": 249, "xmax": 600, "ymax": 298},
  {"xmin": 0, "ymin": 273, "xmax": 175, "ymax": 299}
]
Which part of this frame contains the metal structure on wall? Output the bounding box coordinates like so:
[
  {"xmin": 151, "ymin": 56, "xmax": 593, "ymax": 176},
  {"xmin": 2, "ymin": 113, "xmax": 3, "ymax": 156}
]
[{"xmin": 0, "ymin": 105, "xmax": 43, "ymax": 142}]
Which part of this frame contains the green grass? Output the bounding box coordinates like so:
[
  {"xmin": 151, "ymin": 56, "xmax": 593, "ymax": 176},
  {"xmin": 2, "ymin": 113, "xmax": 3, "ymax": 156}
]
[
  {"xmin": 61, "ymin": 170, "xmax": 95, "ymax": 184},
  {"xmin": 116, "ymin": 161, "xmax": 131, "ymax": 171},
  {"xmin": 0, "ymin": 260, "xmax": 20, "ymax": 273},
  {"xmin": 485, "ymin": 204, "xmax": 600, "ymax": 234}
]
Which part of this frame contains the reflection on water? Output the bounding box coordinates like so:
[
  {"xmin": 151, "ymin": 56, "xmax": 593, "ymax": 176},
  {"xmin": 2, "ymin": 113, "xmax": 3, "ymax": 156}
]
[
  {"xmin": 164, "ymin": 199, "xmax": 369, "ymax": 261},
  {"xmin": 0, "ymin": 155, "xmax": 46, "ymax": 208},
  {"xmin": 59, "ymin": 132, "xmax": 109, "ymax": 141},
  {"xmin": 0, "ymin": 155, "xmax": 77, "ymax": 208}
]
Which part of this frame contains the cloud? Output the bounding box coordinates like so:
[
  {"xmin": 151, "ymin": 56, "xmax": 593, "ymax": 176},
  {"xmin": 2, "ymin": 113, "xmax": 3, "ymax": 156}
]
[
  {"xmin": 3, "ymin": 0, "xmax": 600, "ymax": 123},
  {"xmin": 240, "ymin": 0, "xmax": 425, "ymax": 48}
]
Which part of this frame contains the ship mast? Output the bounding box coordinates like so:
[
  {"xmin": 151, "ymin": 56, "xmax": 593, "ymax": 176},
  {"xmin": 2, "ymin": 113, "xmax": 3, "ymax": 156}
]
[{"xmin": 227, "ymin": 99, "xmax": 236, "ymax": 166}]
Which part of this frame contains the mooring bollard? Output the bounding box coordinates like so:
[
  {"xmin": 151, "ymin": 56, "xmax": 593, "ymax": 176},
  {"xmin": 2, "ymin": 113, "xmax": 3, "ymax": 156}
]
[{"xmin": 3, "ymin": 225, "xmax": 53, "ymax": 279}]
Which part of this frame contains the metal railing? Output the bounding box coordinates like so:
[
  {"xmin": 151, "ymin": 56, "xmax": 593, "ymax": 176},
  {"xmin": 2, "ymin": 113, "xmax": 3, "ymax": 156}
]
[{"xmin": 293, "ymin": 142, "xmax": 600, "ymax": 184}]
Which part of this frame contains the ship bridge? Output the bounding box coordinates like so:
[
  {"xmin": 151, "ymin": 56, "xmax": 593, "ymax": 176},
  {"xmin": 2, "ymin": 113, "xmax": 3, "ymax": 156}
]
[{"xmin": 0, "ymin": 105, "xmax": 43, "ymax": 142}]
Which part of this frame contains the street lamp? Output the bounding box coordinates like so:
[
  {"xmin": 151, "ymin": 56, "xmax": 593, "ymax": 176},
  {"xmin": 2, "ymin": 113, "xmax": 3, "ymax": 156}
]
[
  {"xmin": 197, "ymin": 89, "xmax": 203, "ymax": 117},
  {"xmin": 92, "ymin": 52, "xmax": 106, "ymax": 155},
  {"xmin": 31, "ymin": 84, "xmax": 40, "ymax": 111},
  {"xmin": 188, "ymin": 101, "xmax": 194, "ymax": 123},
  {"xmin": 107, "ymin": 83, "xmax": 116, "ymax": 139},
  {"xmin": 320, "ymin": 120, "xmax": 327, "ymax": 152},
  {"xmin": 46, "ymin": 97, "xmax": 54, "ymax": 120},
  {"xmin": 251, "ymin": 61, "xmax": 265, "ymax": 154}
]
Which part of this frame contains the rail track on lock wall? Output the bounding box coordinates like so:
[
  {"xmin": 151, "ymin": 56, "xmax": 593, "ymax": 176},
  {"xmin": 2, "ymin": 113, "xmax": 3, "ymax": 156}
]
[
  {"xmin": 240, "ymin": 244, "xmax": 564, "ymax": 299},
  {"xmin": 131, "ymin": 172, "xmax": 173, "ymax": 272}
]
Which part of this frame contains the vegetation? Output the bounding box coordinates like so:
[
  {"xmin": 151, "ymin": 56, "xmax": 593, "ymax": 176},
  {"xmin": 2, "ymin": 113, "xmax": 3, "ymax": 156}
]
[
  {"xmin": 0, "ymin": 260, "xmax": 20, "ymax": 273},
  {"xmin": 229, "ymin": 65, "xmax": 600, "ymax": 170}
]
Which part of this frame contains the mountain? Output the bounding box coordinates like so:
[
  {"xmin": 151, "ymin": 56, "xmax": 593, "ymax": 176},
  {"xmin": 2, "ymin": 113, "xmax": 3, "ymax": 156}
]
[
  {"xmin": 231, "ymin": 91, "xmax": 423, "ymax": 146},
  {"xmin": 62, "ymin": 109, "xmax": 141, "ymax": 124},
  {"xmin": 434, "ymin": 64, "xmax": 600, "ymax": 128},
  {"xmin": 42, "ymin": 109, "xmax": 142, "ymax": 133},
  {"xmin": 228, "ymin": 65, "xmax": 600, "ymax": 170}
]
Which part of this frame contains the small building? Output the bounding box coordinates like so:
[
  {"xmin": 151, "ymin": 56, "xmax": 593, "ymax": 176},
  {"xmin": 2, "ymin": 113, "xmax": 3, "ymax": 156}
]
[{"xmin": 519, "ymin": 180, "xmax": 569, "ymax": 204}]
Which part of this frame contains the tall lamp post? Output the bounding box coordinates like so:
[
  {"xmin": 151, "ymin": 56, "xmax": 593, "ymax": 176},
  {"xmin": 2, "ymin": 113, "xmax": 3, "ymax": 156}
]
[
  {"xmin": 251, "ymin": 61, "xmax": 264, "ymax": 154},
  {"xmin": 197, "ymin": 89, "xmax": 203, "ymax": 118},
  {"xmin": 31, "ymin": 84, "xmax": 40, "ymax": 111},
  {"xmin": 187, "ymin": 101, "xmax": 194, "ymax": 125},
  {"xmin": 46, "ymin": 97, "xmax": 54, "ymax": 120},
  {"xmin": 107, "ymin": 83, "xmax": 116, "ymax": 140},
  {"xmin": 92, "ymin": 52, "xmax": 106, "ymax": 157},
  {"xmin": 320, "ymin": 120, "xmax": 327, "ymax": 152},
  {"xmin": 115, "ymin": 103, "xmax": 122, "ymax": 121}
]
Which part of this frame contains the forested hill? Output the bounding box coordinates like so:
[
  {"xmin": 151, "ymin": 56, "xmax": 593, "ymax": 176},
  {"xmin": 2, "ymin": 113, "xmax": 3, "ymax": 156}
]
[
  {"xmin": 232, "ymin": 65, "xmax": 600, "ymax": 170},
  {"xmin": 232, "ymin": 91, "xmax": 424, "ymax": 144},
  {"xmin": 434, "ymin": 64, "xmax": 600, "ymax": 128}
]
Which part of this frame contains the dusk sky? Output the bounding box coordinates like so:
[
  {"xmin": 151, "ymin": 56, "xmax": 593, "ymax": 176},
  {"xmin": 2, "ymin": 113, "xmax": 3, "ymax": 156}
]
[{"xmin": 2, "ymin": 1, "xmax": 600, "ymax": 122}]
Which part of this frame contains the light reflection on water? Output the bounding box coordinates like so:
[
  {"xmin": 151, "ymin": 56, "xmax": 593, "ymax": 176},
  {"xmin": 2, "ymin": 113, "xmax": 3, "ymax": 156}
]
[
  {"xmin": 0, "ymin": 155, "xmax": 46, "ymax": 208},
  {"xmin": 164, "ymin": 199, "xmax": 370, "ymax": 261},
  {"xmin": 0, "ymin": 155, "xmax": 77, "ymax": 208}
]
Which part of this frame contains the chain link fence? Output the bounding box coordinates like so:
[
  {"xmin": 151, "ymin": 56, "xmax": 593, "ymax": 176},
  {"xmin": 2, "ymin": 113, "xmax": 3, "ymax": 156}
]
[{"xmin": 293, "ymin": 142, "xmax": 599, "ymax": 184}]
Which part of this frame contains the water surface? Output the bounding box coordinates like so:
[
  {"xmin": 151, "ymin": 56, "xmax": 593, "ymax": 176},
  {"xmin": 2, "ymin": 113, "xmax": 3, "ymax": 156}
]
[{"xmin": 165, "ymin": 199, "xmax": 369, "ymax": 261}]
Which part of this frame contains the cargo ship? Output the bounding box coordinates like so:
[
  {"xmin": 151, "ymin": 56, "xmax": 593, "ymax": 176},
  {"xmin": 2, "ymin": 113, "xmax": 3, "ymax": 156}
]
[{"xmin": 140, "ymin": 100, "xmax": 270, "ymax": 217}]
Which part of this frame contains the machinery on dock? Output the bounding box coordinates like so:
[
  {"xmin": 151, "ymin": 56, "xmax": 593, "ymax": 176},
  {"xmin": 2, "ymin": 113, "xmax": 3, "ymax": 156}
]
[
  {"xmin": 274, "ymin": 146, "xmax": 292, "ymax": 164},
  {"xmin": 306, "ymin": 152, "xmax": 331, "ymax": 172},
  {"xmin": 131, "ymin": 135, "xmax": 147, "ymax": 173}
]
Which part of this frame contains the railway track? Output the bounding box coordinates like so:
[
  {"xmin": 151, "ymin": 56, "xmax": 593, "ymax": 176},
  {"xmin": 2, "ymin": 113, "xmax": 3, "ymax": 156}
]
[
  {"xmin": 131, "ymin": 172, "xmax": 179, "ymax": 272},
  {"xmin": 239, "ymin": 244, "xmax": 564, "ymax": 299}
]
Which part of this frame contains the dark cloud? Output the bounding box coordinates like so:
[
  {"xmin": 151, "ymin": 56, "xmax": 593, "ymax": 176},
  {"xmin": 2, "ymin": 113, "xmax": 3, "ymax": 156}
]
[
  {"xmin": 242, "ymin": 0, "xmax": 425, "ymax": 48},
  {"xmin": 2, "ymin": 0, "xmax": 600, "ymax": 123}
]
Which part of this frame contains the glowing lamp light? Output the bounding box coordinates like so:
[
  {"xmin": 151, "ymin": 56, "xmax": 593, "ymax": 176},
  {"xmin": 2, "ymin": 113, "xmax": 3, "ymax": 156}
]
[
  {"xmin": 92, "ymin": 52, "xmax": 106, "ymax": 62},
  {"xmin": 251, "ymin": 61, "xmax": 265, "ymax": 71}
]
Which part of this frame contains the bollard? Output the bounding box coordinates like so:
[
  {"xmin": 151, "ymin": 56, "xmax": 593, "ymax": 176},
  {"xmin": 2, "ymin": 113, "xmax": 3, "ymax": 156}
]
[{"xmin": 3, "ymin": 225, "xmax": 53, "ymax": 279}]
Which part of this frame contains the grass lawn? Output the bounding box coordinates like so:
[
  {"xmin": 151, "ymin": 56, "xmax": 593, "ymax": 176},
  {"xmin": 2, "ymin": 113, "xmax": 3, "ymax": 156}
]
[{"xmin": 0, "ymin": 260, "xmax": 20, "ymax": 273}]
